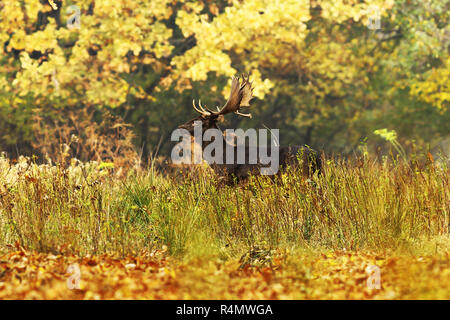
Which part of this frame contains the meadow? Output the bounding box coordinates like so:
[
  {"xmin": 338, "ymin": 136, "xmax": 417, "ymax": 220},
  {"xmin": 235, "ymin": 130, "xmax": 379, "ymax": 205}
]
[{"xmin": 0, "ymin": 152, "xmax": 448, "ymax": 299}]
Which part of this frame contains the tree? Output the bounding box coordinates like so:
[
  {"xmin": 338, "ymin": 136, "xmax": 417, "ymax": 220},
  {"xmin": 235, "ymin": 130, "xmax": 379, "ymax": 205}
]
[{"xmin": 0, "ymin": 0, "xmax": 447, "ymax": 159}]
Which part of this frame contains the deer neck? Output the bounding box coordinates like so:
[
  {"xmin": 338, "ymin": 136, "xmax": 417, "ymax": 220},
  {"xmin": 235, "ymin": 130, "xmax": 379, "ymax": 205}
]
[{"xmin": 196, "ymin": 123, "xmax": 231, "ymax": 167}]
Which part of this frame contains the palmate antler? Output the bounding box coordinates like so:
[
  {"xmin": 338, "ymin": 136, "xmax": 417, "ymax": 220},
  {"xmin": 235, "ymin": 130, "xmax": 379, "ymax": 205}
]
[
  {"xmin": 218, "ymin": 74, "xmax": 254, "ymax": 118},
  {"xmin": 192, "ymin": 74, "xmax": 254, "ymax": 118}
]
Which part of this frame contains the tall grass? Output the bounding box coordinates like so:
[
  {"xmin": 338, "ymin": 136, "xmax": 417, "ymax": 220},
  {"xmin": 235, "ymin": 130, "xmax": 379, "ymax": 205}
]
[{"xmin": 0, "ymin": 153, "xmax": 448, "ymax": 258}]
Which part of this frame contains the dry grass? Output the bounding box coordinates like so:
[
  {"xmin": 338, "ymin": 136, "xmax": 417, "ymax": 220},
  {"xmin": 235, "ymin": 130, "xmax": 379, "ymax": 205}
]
[{"xmin": 0, "ymin": 152, "xmax": 448, "ymax": 299}]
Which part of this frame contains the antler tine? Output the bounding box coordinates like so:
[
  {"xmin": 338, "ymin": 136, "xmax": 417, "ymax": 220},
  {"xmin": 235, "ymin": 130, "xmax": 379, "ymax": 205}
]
[
  {"xmin": 240, "ymin": 73, "xmax": 251, "ymax": 87},
  {"xmin": 242, "ymin": 73, "xmax": 248, "ymax": 84},
  {"xmin": 235, "ymin": 111, "xmax": 252, "ymax": 118},
  {"xmin": 192, "ymin": 99, "xmax": 201, "ymax": 113},
  {"xmin": 198, "ymin": 99, "xmax": 206, "ymax": 113}
]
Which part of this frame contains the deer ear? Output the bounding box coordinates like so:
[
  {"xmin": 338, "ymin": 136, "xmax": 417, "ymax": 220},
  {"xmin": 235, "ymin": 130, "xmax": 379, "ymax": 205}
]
[{"xmin": 217, "ymin": 114, "xmax": 225, "ymax": 123}]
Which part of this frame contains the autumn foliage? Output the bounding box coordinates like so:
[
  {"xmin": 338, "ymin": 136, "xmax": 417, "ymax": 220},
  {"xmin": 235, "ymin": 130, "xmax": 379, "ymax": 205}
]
[{"xmin": 0, "ymin": 0, "xmax": 448, "ymax": 159}]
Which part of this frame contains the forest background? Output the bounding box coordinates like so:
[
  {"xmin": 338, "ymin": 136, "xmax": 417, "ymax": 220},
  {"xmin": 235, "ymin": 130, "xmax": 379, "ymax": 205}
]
[{"xmin": 0, "ymin": 0, "xmax": 448, "ymax": 164}]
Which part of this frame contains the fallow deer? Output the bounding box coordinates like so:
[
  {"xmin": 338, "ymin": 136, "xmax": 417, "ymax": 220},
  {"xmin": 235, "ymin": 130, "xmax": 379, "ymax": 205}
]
[{"xmin": 177, "ymin": 74, "xmax": 321, "ymax": 181}]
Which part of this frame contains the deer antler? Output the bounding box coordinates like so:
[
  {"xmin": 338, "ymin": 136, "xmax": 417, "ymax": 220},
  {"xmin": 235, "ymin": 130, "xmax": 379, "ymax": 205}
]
[{"xmin": 217, "ymin": 74, "xmax": 254, "ymax": 118}]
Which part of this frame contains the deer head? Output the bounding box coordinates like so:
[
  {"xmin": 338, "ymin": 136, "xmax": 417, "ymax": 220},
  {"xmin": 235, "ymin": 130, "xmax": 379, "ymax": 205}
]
[{"xmin": 178, "ymin": 74, "xmax": 254, "ymax": 134}]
